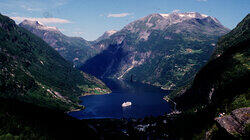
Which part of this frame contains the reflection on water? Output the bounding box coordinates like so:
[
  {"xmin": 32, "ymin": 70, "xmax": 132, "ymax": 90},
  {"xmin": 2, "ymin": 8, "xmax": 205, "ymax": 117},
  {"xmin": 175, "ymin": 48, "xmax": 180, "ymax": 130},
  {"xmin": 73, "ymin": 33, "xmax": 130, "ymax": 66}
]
[
  {"xmin": 68, "ymin": 79, "xmax": 172, "ymax": 119},
  {"xmin": 122, "ymin": 105, "xmax": 132, "ymax": 118}
]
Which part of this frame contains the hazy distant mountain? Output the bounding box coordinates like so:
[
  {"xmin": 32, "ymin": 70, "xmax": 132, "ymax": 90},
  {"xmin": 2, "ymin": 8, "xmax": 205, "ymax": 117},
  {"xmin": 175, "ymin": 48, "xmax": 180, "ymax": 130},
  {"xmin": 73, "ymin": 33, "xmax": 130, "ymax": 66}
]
[
  {"xmin": 81, "ymin": 12, "xmax": 230, "ymax": 89},
  {"xmin": 19, "ymin": 20, "xmax": 99, "ymax": 67},
  {"xmin": 95, "ymin": 30, "xmax": 117, "ymax": 42}
]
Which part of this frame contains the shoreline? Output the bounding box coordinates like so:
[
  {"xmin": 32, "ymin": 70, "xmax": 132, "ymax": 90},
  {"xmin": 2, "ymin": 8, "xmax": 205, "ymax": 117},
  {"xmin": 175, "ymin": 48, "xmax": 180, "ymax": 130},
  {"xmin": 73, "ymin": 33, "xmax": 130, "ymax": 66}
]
[
  {"xmin": 67, "ymin": 90, "xmax": 112, "ymax": 113},
  {"xmin": 81, "ymin": 91, "xmax": 112, "ymax": 97},
  {"xmin": 68, "ymin": 108, "xmax": 82, "ymax": 113}
]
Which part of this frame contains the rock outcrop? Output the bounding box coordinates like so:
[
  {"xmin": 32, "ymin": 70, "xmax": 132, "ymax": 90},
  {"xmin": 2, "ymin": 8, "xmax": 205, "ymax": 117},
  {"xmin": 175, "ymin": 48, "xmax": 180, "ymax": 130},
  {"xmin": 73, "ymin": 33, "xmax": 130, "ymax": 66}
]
[{"xmin": 215, "ymin": 107, "xmax": 250, "ymax": 136}]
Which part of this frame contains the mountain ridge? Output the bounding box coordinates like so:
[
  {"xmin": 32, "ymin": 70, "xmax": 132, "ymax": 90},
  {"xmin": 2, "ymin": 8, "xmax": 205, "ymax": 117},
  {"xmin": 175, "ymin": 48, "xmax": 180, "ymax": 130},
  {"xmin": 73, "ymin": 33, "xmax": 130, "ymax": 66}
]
[
  {"xmin": 81, "ymin": 12, "xmax": 230, "ymax": 90},
  {"xmin": 20, "ymin": 19, "xmax": 60, "ymax": 32},
  {"xmin": 19, "ymin": 20, "xmax": 100, "ymax": 67},
  {"xmin": 95, "ymin": 30, "xmax": 117, "ymax": 42}
]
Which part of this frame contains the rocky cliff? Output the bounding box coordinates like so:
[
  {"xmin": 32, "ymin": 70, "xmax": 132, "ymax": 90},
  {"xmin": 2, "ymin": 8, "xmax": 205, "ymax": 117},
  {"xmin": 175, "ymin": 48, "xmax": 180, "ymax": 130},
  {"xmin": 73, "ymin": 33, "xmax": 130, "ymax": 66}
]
[{"xmin": 215, "ymin": 107, "xmax": 250, "ymax": 136}]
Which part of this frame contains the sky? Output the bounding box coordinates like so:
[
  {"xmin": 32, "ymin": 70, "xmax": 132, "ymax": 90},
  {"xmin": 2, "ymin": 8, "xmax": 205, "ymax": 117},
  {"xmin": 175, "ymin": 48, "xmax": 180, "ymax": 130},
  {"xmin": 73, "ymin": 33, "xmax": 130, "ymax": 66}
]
[{"xmin": 0, "ymin": 0, "xmax": 249, "ymax": 41}]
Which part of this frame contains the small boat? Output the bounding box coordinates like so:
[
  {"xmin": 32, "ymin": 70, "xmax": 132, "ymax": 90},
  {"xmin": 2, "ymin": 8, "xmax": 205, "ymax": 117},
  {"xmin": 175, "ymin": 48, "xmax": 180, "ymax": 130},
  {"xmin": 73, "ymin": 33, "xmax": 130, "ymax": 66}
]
[{"xmin": 122, "ymin": 102, "xmax": 132, "ymax": 107}]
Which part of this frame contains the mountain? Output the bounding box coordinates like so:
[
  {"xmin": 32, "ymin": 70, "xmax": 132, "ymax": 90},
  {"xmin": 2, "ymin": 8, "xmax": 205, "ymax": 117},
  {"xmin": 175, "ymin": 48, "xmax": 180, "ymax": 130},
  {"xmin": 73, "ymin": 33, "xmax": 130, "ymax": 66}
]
[
  {"xmin": 0, "ymin": 14, "xmax": 110, "ymax": 111},
  {"xmin": 81, "ymin": 12, "xmax": 230, "ymax": 89},
  {"xmin": 168, "ymin": 14, "xmax": 250, "ymax": 138},
  {"xmin": 95, "ymin": 30, "xmax": 117, "ymax": 42},
  {"xmin": 174, "ymin": 14, "xmax": 250, "ymax": 109},
  {"xmin": 111, "ymin": 14, "xmax": 249, "ymax": 139},
  {"xmin": 19, "ymin": 20, "xmax": 99, "ymax": 67}
]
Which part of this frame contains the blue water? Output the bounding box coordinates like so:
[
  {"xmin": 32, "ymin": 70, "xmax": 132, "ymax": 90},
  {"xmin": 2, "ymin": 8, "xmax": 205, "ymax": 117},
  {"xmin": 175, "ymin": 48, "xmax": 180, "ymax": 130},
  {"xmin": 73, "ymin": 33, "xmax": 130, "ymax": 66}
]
[{"xmin": 68, "ymin": 79, "xmax": 172, "ymax": 119}]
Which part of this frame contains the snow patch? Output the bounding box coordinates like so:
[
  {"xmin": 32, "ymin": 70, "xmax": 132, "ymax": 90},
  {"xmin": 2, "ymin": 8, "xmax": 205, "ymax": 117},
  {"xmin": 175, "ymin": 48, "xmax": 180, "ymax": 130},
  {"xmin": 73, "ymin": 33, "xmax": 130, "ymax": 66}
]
[
  {"xmin": 211, "ymin": 17, "xmax": 220, "ymax": 23},
  {"xmin": 161, "ymin": 12, "xmax": 210, "ymax": 20},
  {"xmin": 178, "ymin": 13, "xmax": 196, "ymax": 18},
  {"xmin": 106, "ymin": 30, "xmax": 117, "ymax": 36},
  {"xmin": 21, "ymin": 20, "xmax": 59, "ymax": 32},
  {"xmin": 201, "ymin": 14, "xmax": 209, "ymax": 18},
  {"xmin": 160, "ymin": 14, "xmax": 170, "ymax": 18},
  {"xmin": 21, "ymin": 20, "xmax": 40, "ymax": 26},
  {"xmin": 42, "ymin": 26, "xmax": 58, "ymax": 31},
  {"xmin": 157, "ymin": 12, "xmax": 214, "ymax": 27}
]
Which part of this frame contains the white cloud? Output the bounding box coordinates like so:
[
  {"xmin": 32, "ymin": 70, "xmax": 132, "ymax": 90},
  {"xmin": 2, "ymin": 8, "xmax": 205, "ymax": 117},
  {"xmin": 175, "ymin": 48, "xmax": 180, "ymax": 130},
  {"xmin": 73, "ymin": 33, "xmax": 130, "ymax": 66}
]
[
  {"xmin": 172, "ymin": 9, "xmax": 180, "ymax": 13},
  {"xmin": 196, "ymin": 0, "xmax": 207, "ymax": 2},
  {"xmin": 107, "ymin": 13, "xmax": 132, "ymax": 18},
  {"xmin": 20, "ymin": 5, "xmax": 42, "ymax": 11},
  {"xmin": 10, "ymin": 17, "xmax": 71, "ymax": 24},
  {"xmin": 26, "ymin": 8, "xmax": 42, "ymax": 11},
  {"xmin": 55, "ymin": 0, "xmax": 68, "ymax": 7}
]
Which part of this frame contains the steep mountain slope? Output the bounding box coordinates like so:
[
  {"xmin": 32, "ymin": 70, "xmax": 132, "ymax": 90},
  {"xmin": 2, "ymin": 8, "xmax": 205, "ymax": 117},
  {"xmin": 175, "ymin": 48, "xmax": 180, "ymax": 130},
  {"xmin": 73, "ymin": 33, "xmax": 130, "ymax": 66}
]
[
  {"xmin": 0, "ymin": 14, "xmax": 110, "ymax": 111},
  {"xmin": 174, "ymin": 14, "xmax": 250, "ymax": 109},
  {"xmin": 117, "ymin": 14, "xmax": 250, "ymax": 140},
  {"xmin": 19, "ymin": 20, "xmax": 99, "ymax": 67},
  {"xmin": 168, "ymin": 14, "xmax": 250, "ymax": 138},
  {"xmin": 81, "ymin": 12, "xmax": 230, "ymax": 89}
]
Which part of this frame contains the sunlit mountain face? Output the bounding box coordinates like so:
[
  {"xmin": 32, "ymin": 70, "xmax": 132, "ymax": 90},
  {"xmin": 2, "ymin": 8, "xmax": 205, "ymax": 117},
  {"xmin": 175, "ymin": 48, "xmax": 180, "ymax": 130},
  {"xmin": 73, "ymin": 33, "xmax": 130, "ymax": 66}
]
[{"xmin": 81, "ymin": 12, "xmax": 230, "ymax": 90}]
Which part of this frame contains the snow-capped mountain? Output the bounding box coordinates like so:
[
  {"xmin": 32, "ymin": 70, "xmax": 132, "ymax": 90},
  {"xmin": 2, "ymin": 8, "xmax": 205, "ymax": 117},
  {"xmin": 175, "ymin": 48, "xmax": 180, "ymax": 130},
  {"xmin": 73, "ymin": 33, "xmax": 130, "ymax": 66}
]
[
  {"xmin": 82, "ymin": 12, "xmax": 230, "ymax": 90},
  {"xmin": 120, "ymin": 12, "xmax": 225, "ymax": 41},
  {"xmin": 20, "ymin": 19, "xmax": 60, "ymax": 32},
  {"xmin": 95, "ymin": 30, "xmax": 117, "ymax": 42},
  {"xmin": 19, "ymin": 20, "xmax": 100, "ymax": 67}
]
